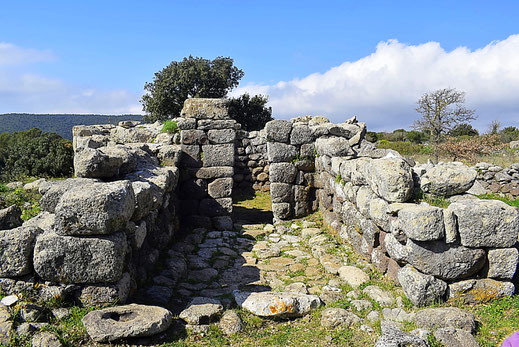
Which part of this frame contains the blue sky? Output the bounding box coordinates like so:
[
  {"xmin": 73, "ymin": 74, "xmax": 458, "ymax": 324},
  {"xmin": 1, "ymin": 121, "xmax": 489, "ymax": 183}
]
[{"xmin": 1, "ymin": 1, "xmax": 519, "ymax": 131}]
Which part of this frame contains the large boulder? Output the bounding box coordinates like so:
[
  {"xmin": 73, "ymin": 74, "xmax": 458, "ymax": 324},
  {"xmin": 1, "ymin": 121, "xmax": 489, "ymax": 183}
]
[
  {"xmin": 406, "ymin": 239, "xmax": 486, "ymax": 281},
  {"xmin": 180, "ymin": 98, "xmax": 228, "ymax": 119},
  {"xmin": 39, "ymin": 178, "xmax": 99, "ymax": 213},
  {"xmin": 487, "ymin": 247, "xmax": 519, "ymax": 280},
  {"xmin": 398, "ymin": 204, "xmax": 445, "ymax": 241},
  {"xmin": 267, "ymin": 143, "xmax": 297, "ymax": 163},
  {"xmin": 0, "ymin": 205, "xmax": 22, "ymax": 230},
  {"xmin": 364, "ymin": 157, "xmax": 414, "ymax": 203},
  {"xmin": 82, "ymin": 304, "xmax": 172, "ymax": 342},
  {"xmin": 269, "ymin": 163, "xmax": 298, "ymax": 184},
  {"xmin": 397, "ymin": 265, "xmax": 447, "ymax": 306},
  {"xmin": 420, "ymin": 162, "xmax": 477, "ymax": 196},
  {"xmin": 74, "ymin": 146, "xmax": 142, "ymax": 178},
  {"xmin": 55, "ymin": 181, "xmax": 135, "ymax": 236},
  {"xmin": 33, "ymin": 231, "xmax": 127, "ymax": 283},
  {"xmin": 201, "ymin": 144, "xmax": 234, "ymax": 167},
  {"xmin": 0, "ymin": 226, "xmax": 40, "ymax": 276},
  {"xmin": 448, "ymin": 279, "xmax": 515, "ymax": 304},
  {"xmin": 233, "ymin": 291, "xmax": 320, "ymax": 317},
  {"xmin": 448, "ymin": 199, "xmax": 519, "ymax": 248},
  {"xmin": 315, "ymin": 137, "xmax": 353, "ymax": 157},
  {"xmin": 265, "ymin": 120, "xmax": 292, "ymax": 143}
]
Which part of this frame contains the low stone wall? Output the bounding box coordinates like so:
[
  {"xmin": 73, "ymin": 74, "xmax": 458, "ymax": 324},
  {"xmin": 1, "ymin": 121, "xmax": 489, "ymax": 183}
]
[
  {"xmin": 234, "ymin": 129, "xmax": 270, "ymax": 194},
  {"xmin": 0, "ymin": 120, "xmax": 181, "ymax": 305},
  {"xmin": 314, "ymin": 134, "xmax": 519, "ymax": 306},
  {"xmin": 474, "ymin": 162, "xmax": 519, "ymax": 197}
]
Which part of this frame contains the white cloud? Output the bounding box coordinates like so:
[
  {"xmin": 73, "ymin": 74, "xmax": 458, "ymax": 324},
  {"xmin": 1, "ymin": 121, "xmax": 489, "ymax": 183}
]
[
  {"xmin": 0, "ymin": 43, "xmax": 143, "ymax": 114},
  {"xmin": 233, "ymin": 34, "xmax": 519, "ymax": 131},
  {"xmin": 0, "ymin": 42, "xmax": 54, "ymax": 66}
]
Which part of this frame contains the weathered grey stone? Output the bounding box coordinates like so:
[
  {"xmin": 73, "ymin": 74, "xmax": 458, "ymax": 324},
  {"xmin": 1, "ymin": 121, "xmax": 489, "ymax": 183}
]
[
  {"xmin": 197, "ymin": 119, "xmax": 236, "ymax": 130},
  {"xmin": 338, "ymin": 266, "xmax": 370, "ymax": 288},
  {"xmin": 219, "ymin": 311, "xmax": 242, "ymax": 335},
  {"xmin": 208, "ymin": 129, "xmax": 236, "ymax": 144},
  {"xmin": 157, "ymin": 145, "xmax": 182, "ymax": 166},
  {"xmin": 374, "ymin": 321, "xmax": 429, "ymax": 347},
  {"xmin": 202, "ymin": 144, "xmax": 234, "ymax": 167},
  {"xmin": 363, "ymin": 285, "xmax": 394, "ymax": 306},
  {"xmin": 384, "ymin": 233, "xmax": 409, "ymax": 263},
  {"xmin": 265, "ymin": 120, "xmax": 292, "ymax": 143},
  {"xmin": 413, "ymin": 307, "xmax": 475, "ymax": 332},
  {"xmin": 199, "ymin": 198, "xmax": 232, "ymax": 216},
  {"xmin": 0, "ymin": 305, "xmax": 11, "ymax": 345},
  {"xmin": 208, "ymin": 178, "xmax": 233, "ymax": 199},
  {"xmin": 32, "ymin": 331, "xmax": 63, "ymax": 347},
  {"xmin": 0, "ymin": 205, "xmax": 22, "ymax": 230},
  {"xmin": 39, "ymin": 178, "xmax": 99, "ymax": 213},
  {"xmin": 180, "ymin": 98, "xmax": 228, "ymax": 119},
  {"xmin": 420, "ymin": 162, "xmax": 477, "ymax": 196},
  {"xmin": 382, "ymin": 307, "xmax": 415, "ymax": 322},
  {"xmin": 55, "ymin": 180, "xmax": 135, "ymax": 235},
  {"xmin": 195, "ymin": 167, "xmax": 234, "ymax": 179},
  {"xmin": 212, "ymin": 216, "xmax": 233, "ymax": 231},
  {"xmin": 315, "ymin": 137, "xmax": 352, "ymax": 157},
  {"xmin": 364, "ymin": 157, "xmax": 414, "ymax": 203},
  {"xmin": 269, "ymin": 163, "xmax": 297, "ymax": 184},
  {"xmin": 443, "ymin": 209, "xmax": 457, "ymax": 243},
  {"xmin": 0, "ymin": 226, "xmax": 40, "ymax": 276},
  {"xmin": 272, "ymin": 203, "xmax": 291, "ymax": 220},
  {"xmin": 153, "ymin": 132, "xmax": 175, "ymax": 144},
  {"xmin": 398, "ymin": 205, "xmax": 445, "ymax": 241},
  {"xmin": 290, "ymin": 125, "xmax": 313, "ymax": 145},
  {"xmin": 270, "ymin": 183, "xmax": 293, "ymax": 203},
  {"xmin": 487, "ymin": 247, "xmax": 519, "ymax": 279},
  {"xmin": 234, "ymin": 291, "xmax": 321, "ymax": 317},
  {"xmin": 74, "ymin": 146, "xmax": 141, "ymax": 178},
  {"xmin": 433, "ymin": 327, "xmax": 478, "ymax": 347},
  {"xmin": 78, "ymin": 273, "xmax": 131, "ymax": 306},
  {"xmin": 82, "ymin": 304, "xmax": 172, "ymax": 342},
  {"xmin": 406, "ymin": 239, "xmax": 486, "ymax": 280},
  {"xmin": 397, "ymin": 265, "xmax": 447, "ymax": 306},
  {"xmin": 33, "ymin": 231, "xmax": 127, "ymax": 283},
  {"xmin": 179, "ymin": 297, "xmax": 223, "ymax": 325},
  {"xmin": 449, "ymin": 199, "xmax": 519, "ymax": 248},
  {"xmin": 300, "ymin": 143, "xmax": 315, "ymax": 158},
  {"xmin": 448, "ymin": 278, "xmax": 515, "ymax": 304},
  {"xmin": 110, "ymin": 125, "xmax": 158, "ymax": 143},
  {"xmin": 320, "ymin": 307, "xmax": 360, "ymax": 328},
  {"xmin": 181, "ymin": 129, "xmax": 208, "ymax": 145},
  {"xmin": 181, "ymin": 144, "xmax": 201, "ymax": 167},
  {"xmin": 267, "ymin": 142, "xmax": 297, "ymax": 163}
]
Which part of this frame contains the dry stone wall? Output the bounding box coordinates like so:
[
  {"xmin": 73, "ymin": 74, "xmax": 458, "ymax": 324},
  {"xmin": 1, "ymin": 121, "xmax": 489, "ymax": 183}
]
[
  {"xmin": 234, "ymin": 129, "xmax": 270, "ymax": 194},
  {"xmin": 473, "ymin": 162, "xmax": 519, "ymax": 197}
]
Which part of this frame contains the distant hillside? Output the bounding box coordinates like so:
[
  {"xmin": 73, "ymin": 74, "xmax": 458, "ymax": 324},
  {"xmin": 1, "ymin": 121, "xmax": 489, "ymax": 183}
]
[{"xmin": 0, "ymin": 113, "xmax": 144, "ymax": 140}]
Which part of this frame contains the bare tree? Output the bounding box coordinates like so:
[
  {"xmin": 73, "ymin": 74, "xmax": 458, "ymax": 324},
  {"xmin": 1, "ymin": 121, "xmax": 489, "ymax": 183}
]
[{"xmin": 413, "ymin": 88, "xmax": 476, "ymax": 143}]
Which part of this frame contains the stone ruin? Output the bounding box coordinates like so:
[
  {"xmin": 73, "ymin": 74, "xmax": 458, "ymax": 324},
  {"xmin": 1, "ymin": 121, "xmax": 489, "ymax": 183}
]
[{"xmin": 0, "ymin": 97, "xmax": 518, "ymax": 312}]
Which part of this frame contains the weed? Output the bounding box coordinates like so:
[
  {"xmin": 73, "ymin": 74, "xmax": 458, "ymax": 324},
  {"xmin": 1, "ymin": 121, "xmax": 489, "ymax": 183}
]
[
  {"xmin": 477, "ymin": 193, "xmax": 519, "ymax": 207},
  {"xmin": 161, "ymin": 120, "xmax": 179, "ymax": 134}
]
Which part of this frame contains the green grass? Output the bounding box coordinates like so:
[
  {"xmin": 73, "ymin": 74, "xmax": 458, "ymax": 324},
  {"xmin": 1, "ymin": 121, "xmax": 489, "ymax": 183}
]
[
  {"xmin": 472, "ymin": 295, "xmax": 519, "ymax": 346},
  {"xmin": 0, "ymin": 186, "xmax": 42, "ymax": 221},
  {"xmin": 477, "ymin": 193, "xmax": 519, "ymax": 207}
]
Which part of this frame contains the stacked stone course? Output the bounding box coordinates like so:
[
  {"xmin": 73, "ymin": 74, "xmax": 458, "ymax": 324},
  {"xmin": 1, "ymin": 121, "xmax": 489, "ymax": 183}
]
[
  {"xmin": 234, "ymin": 129, "xmax": 270, "ymax": 194},
  {"xmin": 474, "ymin": 162, "xmax": 519, "ymax": 197}
]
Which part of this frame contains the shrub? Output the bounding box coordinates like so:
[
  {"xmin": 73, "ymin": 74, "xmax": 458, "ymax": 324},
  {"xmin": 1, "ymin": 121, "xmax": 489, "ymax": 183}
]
[
  {"xmin": 161, "ymin": 120, "xmax": 179, "ymax": 134},
  {"xmin": 434, "ymin": 135, "xmax": 505, "ymax": 163}
]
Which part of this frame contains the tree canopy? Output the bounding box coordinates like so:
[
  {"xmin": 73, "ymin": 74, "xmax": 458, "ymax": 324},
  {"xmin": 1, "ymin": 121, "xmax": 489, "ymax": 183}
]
[
  {"xmin": 141, "ymin": 56, "xmax": 244, "ymax": 122},
  {"xmin": 413, "ymin": 88, "xmax": 476, "ymax": 143},
  {"xmin": 0, "ymin": 129, "xmax": 73, "ymax": 181},
  {"xmin": 227, "ymin": 93, "xmax": 273, "ymax": 131}
]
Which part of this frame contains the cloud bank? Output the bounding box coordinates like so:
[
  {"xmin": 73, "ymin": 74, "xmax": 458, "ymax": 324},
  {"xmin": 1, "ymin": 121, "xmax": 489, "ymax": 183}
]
[
  {"xmin": 233, "ymin": 34, "xmax": 519, "ymax": 131},
  {"xmin": 0, "ymin": 43, "xmax": 142, "ymax": 114}
]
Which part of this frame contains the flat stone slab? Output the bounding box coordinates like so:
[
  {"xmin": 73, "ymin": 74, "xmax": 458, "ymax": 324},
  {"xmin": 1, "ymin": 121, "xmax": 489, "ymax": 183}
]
[
  {"xmin": 234, "ymin": 290, "xmax": 321, "ymax": 317},
  {"xmin": 82, "ymin": 304, "xmax": 172, "ymax": 342},
  {"xmin": 179, "ymin": 297, "xmax": 223, "ymax": 325}
]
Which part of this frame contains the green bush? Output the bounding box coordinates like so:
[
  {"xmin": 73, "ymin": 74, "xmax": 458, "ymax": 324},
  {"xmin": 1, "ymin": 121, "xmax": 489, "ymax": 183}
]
[
  {"xmin": 377, "ymin": 141, "xmax": 428, "ymax": 156},
  {"xmin": 477, "ymin": 193, "xmax": 519, "ymax": 207},
  {"xmin": 161, "ymin": 120, "xmax": 179, "ymax": 134}
]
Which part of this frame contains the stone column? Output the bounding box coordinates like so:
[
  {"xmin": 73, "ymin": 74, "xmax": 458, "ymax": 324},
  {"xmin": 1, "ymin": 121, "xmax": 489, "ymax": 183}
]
[{"xmin": 178, "ymin": 98, "xmax": 236, "ymax": 230}]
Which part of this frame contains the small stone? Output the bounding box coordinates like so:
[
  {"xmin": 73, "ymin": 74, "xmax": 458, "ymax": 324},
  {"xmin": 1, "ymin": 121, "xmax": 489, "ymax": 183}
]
[
  {"xmin": 382, "ymin": 308, "xmax": 415, "ymax": 323},
  {"xmin": 219, "ymin": 311, "xmax": 242, "ymax": 336},
  {"xmin": 320, "ymin": 307, "xmax": 360, "ymax": 329},
  {"xmin": 362, "ymin": 285, "xmax": 394, "ymax": 306},
  {"xmin": 179, "ymin": 297, "xmax": 223, "ymax": 325},
  {"xmin": 0, "ymin": 295, "xmax": 18, "ymax": 307},
  {"xmin": 32, "ymin": 331, "xmax": 62, "ymax": 347},
  {"xmin": 285, "ymin": 282, "xmax": 309, "ymax": 294},
  {"xmin": 374, "ymin": 321, "xmax": 428, "ymax": 347},
  {"xmin": 366, "ymin": 310, "xmax": 380, "ymax": 323},
  {"xmin": 350, "ymin": 300, "xmax": 373, "ymax": 311},
  {"xmin": 233, "ymin": 290, "xmax": 321, "ymax": 317},
  {"xmin": 338, "ymin": 266, "xmax": 370, "ymax": 288}
]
